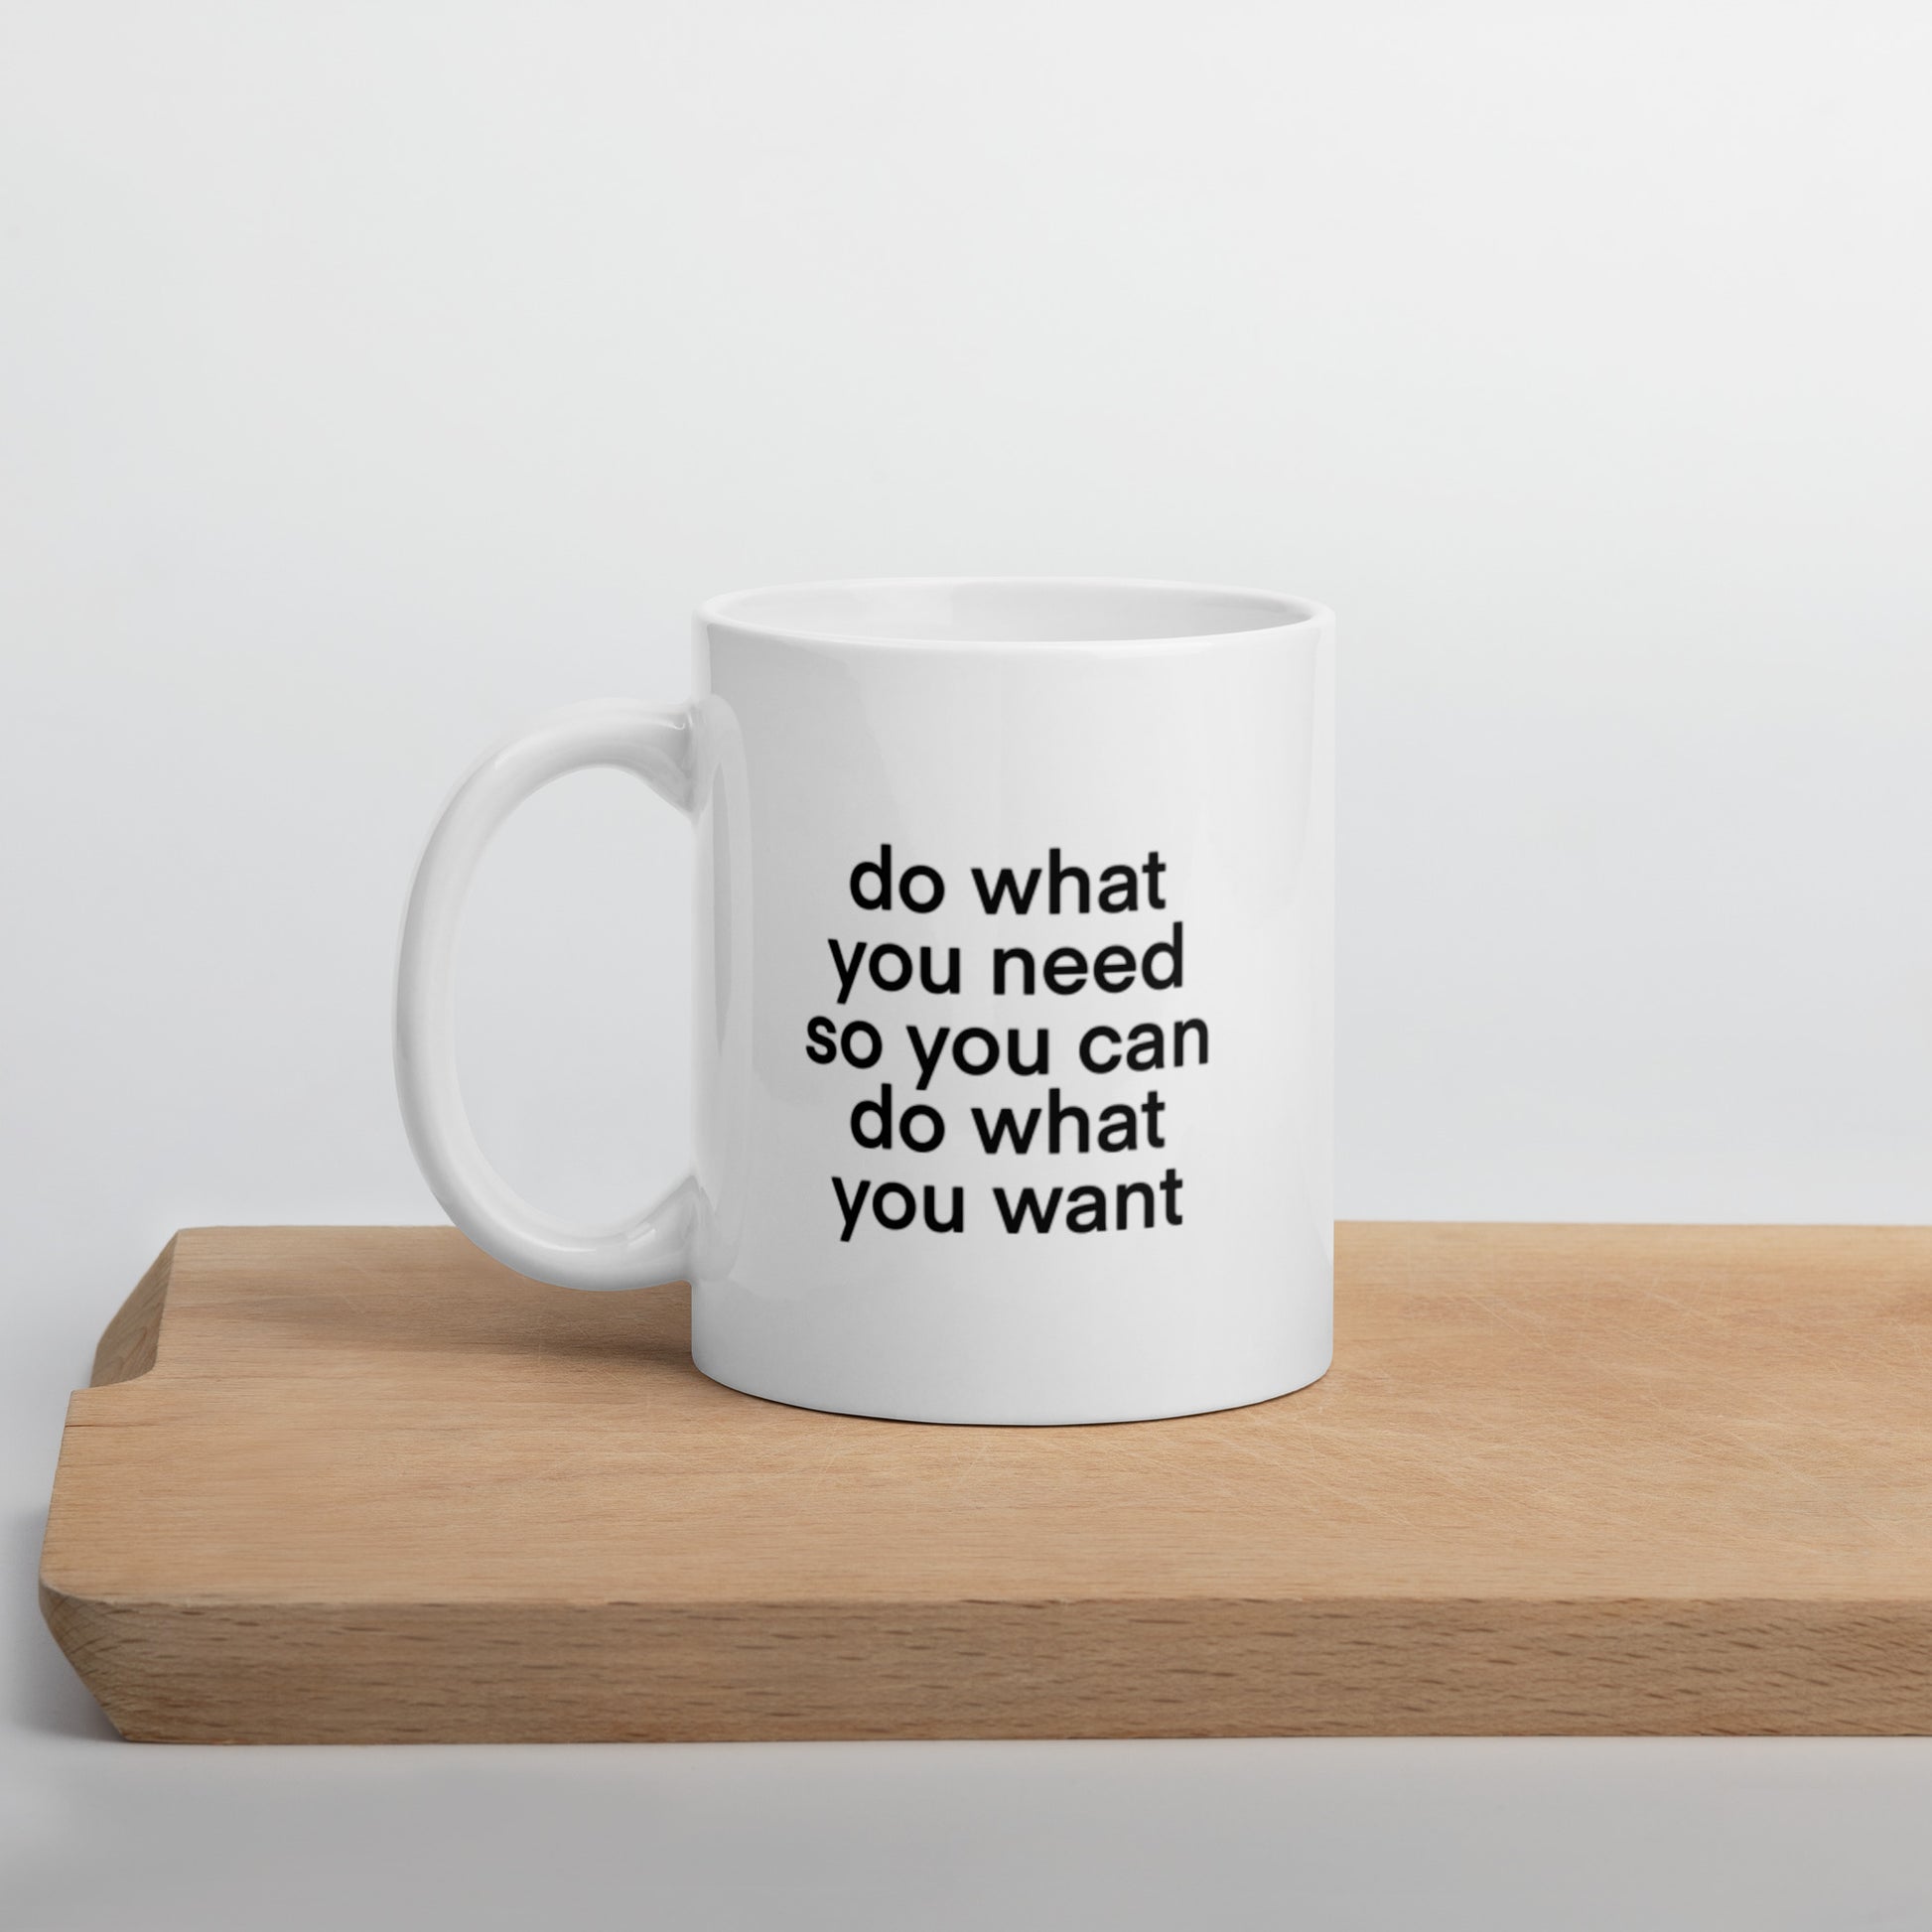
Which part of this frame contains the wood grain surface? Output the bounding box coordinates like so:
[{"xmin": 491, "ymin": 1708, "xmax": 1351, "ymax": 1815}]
[{"xmin": 39, "ymin": 1223, "xmax": 1932, "ymax": 1741}]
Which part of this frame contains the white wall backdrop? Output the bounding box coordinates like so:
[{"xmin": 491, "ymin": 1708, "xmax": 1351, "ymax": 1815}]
[{"xmin": 4, "ymin": 0, "xmax": 1930, "ymax": 1474}]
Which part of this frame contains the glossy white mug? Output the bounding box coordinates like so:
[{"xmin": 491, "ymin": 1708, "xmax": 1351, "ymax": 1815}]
[{"xmin": 396, "ymin": 578, "xmax": 1332, "ymax": 1424}]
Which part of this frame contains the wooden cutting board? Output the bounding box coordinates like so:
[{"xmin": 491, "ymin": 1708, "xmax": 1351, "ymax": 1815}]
[{"xmin": 39, "ymin": 1223, "xmax": 1932, "ymax": 1742}]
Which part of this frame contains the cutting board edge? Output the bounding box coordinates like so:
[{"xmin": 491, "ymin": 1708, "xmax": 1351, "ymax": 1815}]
[
  {"xmin": 90, "ymin": 1234, "xmax": 178, "ymax": 1387},
  {"xmin": 40, "ymin": 1578, "xmax": 1932, "ymax": 1743}
]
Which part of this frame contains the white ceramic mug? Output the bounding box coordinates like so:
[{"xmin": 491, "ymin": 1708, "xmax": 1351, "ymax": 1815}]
[{"xmin": 396, "ymin": 578, "xmax": 1332, "ymax": 1424}]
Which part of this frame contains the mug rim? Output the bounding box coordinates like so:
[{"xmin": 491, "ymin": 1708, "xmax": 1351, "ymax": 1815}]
[{"xmin": 698, "ymin": 576, "xmax": 1328, "ymax": 651}]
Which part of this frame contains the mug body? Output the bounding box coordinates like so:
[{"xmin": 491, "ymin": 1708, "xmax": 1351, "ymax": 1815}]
[{"xmin": 689, "ymin": 580, "xmax": 1332, "ymax": 1425}]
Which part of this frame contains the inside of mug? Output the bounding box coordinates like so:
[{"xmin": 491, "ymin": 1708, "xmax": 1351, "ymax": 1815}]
[{"xmin": 705, "ymin": 578, "xmax": 1314, "ymax": 645}]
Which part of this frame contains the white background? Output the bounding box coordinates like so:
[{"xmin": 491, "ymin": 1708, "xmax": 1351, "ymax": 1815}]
[{"xmin": 3, "ymin": 3, "xmax": 1929, "ymax": 1926}]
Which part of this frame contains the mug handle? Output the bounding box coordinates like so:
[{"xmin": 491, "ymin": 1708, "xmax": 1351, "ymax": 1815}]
[{"xmin": 395, "ymin": 699, "xmax": 701, "ymax": 1291}]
